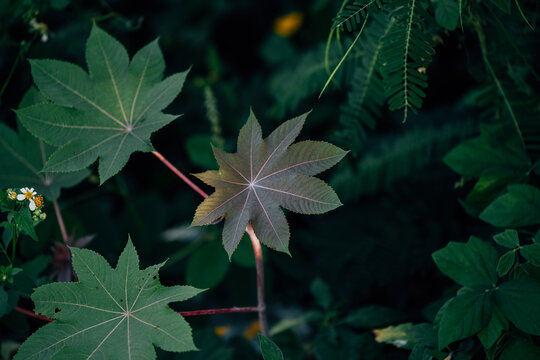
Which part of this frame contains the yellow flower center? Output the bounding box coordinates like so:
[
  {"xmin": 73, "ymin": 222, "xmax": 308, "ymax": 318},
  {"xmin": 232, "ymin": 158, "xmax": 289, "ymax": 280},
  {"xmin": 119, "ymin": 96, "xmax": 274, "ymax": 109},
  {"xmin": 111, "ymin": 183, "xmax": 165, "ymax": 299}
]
[
  {"xmin": 8, "ymin": 192, "xmax": 16, "ymax": 200},
  {"xmin": 34, "ymin": 195, "xmax": 44, "ymax": 208},
  {"xmin": 25, "ymin": 191, "xmax": 34, "ymax": 199}
]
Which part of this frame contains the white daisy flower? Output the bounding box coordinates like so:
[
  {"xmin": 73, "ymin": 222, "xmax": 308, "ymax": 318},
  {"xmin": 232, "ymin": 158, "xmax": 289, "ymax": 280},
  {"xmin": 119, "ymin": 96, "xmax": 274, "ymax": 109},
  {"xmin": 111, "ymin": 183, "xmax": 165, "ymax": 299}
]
[{"xmin": 17, "ymin": 187, "xmax": 37, "ymax": 210}]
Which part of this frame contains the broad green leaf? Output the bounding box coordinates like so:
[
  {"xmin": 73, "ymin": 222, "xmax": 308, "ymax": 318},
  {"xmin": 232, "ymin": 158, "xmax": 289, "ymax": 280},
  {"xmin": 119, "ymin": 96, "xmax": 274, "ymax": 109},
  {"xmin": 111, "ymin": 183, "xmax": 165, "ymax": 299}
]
[
  {"xmin": 186, "ymin": 241, "xmax": 229, "ymax": 288},
  {"xmin": 14, "ymin": 238, "xmax": 203, "ymax": 359},
  {"xmin": 432, "ymin": 236, "xmax": 498, "ymax": 288},
  {"xmin": 258, "ymin": 334, "xmax": 284, "ymax": 360},
  {"xmin": 521, "ymin": 243, "xmax": 540, "ymax": 266},
  {"xmin": 340, "ymin": 305, "xmax": 407, "ymax": 329},
  {"xmin": 17, "ymin": 24, "xmax": 189, "ymax": 184},
  {"xmin": 500, "ymin": 337, "xmax": 540, "ymax": 360},
  {"xmin": 477, "ymin": 305, "xmax": 508, "ymax": 349},
  {"xmin": 497, "ymin": 251, "xmax": 515, "ymax": 277},
  {"xmin": 433, "ymin": 0, "xmax": 459, "ymax": 30},
  {"xmin": 373, "ymin": 323, "xmax": 437, "ymax": 350},
  {"xmin": 494, "ymin": 278, "xmax": 540, "ymax": 335},
  {"xmin": 192, "ymin": 110, "xmax": 346, "ymax": 256},
  {"xmin": 437, "ymin": 289, "xmax": 493, "ymax": 349},
  {"xmin": 0, "ymin": 123, "xmax": 89, "ymax": 201},
  {"xmin": 443, "ymin": 124, "xmax": 530, "ymax": 178},
  {"xmin": 480, "ymin": 185, "xmax": 540, "ymax": 227},
  {"xmin": 493, "ymin": 229, "xmax": 519, "ymax": 248},
  {"xmin": 310, "ymin": 277, "xmax": 332, "ymax": 310}
]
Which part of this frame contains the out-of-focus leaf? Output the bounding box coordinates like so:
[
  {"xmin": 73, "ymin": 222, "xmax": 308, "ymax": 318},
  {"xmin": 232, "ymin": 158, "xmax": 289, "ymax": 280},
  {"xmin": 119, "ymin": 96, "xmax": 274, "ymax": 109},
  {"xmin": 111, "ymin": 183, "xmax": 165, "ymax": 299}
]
[
  {"xmin": 186, "ymin": 135, "xmax": 218, "ymax": 170},
  {"xmin": 310, "ymin": 277, "xmax": 332, "ymax": 310},
  {"xmin": 500, "ymin": 337, "xmax": 540, "ymax": 360},
  {"xmin": 186, "ymin": 240, "xmax": 229, "ymax": 289},
  {"xmin": 341, "ymin": 305, "xmax": 407, "ymax": 329},
  {"xmin": 373, "ymin": 323, "xmax": 437, "ymax": 350},
  {"xmin": 434, "ymin": 0, "xmax": 459, "ymax": 30}
]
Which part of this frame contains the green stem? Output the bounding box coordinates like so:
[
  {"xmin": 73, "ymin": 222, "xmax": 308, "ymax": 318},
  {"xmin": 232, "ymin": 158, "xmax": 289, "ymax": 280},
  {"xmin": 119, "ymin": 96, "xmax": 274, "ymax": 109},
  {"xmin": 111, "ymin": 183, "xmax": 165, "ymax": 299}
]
[
  {"xmin": 473, "ymin": 20, "xmax": 527, "ymax": 152},
  {"xmin": 319, "ymin": 15, "xmax": 369, "ymax": 98}
]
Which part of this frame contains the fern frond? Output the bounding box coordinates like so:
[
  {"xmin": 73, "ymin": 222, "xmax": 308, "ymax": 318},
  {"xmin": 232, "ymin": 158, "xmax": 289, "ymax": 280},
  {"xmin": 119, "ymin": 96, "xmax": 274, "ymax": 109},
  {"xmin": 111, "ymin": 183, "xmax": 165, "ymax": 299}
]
[
  {"xmin": 332, "ymin": 0, "xmax": 385, "ymax": 32},
  {"xmin": 335, "ymin": 13, "xmax": 395, "ymax": 155},
  {"xmin": 270, "ymin": 42, "xmax": 361, "ymax": 117},
  {"xmin": 379, "ymin": 0, "xmax": 435, "ymax": 121},
  {"xmin": 330, "ymin": 117, "xmax": 476, "ymax": 201}
]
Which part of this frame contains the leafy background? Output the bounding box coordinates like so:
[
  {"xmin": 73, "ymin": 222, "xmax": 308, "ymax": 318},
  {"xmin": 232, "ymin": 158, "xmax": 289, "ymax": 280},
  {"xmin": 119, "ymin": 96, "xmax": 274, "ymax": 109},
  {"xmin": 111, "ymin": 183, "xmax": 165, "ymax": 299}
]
[{"xmin": 0, "ymin": 0, "xmax": 538, "ymax": 359}]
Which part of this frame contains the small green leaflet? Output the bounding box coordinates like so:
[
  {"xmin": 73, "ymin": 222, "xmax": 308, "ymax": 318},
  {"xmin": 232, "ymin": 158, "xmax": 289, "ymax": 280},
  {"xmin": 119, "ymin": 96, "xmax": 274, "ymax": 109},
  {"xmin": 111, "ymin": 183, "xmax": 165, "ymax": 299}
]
[
  {"xmin": 258, "ymin": 334, "xmax": 284, "ymax": 360},
  {"xmin": 0, "ymin": 122, "xmax": 89, "ymax": 201},
  {"xmin": 14, "ymin": 238, "xmax": 203, "ymax": 360},
  {"xmin": 192, "ymin": 110, "xmax": 347, "ymax": 257},
  {"xmin": 17, "ymin": 24, "xmax": 189, "ymax": 184}
]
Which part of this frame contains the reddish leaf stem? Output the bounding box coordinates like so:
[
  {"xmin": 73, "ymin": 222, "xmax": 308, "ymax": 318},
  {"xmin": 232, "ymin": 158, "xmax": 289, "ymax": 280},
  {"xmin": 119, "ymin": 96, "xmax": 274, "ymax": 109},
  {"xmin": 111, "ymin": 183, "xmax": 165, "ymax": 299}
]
[
  {"xmin": 151, "ymin": 151, "xmax": 209, "ymax": 198},
  {"xmin": 14, "ymin": 305, "xmax": 259, "ymax": 321},
  {"xmin": 152, "ymin": 150, "xmax": 270, "ymax": 336},
  {"xmin": 53, "ymin": 200, "xmax": 68, "ymax": 244},
  {"xmin": 246, "ymin": 223, "xmax": 269, "ymax": 337},
  {"xmin": 179, "ymin": 306, "xmax": 260, "ymax": 316},
  {"xmin": 14, "ymin": 306, "xmax": 53, "ymax": 322}
]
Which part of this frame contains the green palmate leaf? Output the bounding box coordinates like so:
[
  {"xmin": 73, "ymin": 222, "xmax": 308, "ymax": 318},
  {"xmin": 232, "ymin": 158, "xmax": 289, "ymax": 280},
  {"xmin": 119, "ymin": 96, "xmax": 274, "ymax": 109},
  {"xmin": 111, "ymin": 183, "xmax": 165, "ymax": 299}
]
[
  {"xmin": 0, "ymin": 123, "xmax": 89, "ymax": 201},
  {"xmin": 432, "ymin": 236, "xmax": 498, "ymax": 288},
  {"xmin": 477, "ymin": 305, "xmax": 508, "ymax": 349},
  {"xmin": 192, "ymin": 111, "xmax": 346, "ymax": 257},
  {"xmin": 437, "ymin": 289, "xmax": 493, "ymax": 349},
  {"xmin": 494, "ymin": 278, "xmax": 540, "ymax": 335},
  {"xmin": 258, "ymin": 334, "xmax": 284, "ymax": 360},
  {"xmin": 480, "ymin": 185, "xmax": 540, "ymax": 227},
  {"xmin": 493, "ymin": 229, "xmax": 519, "ymax": 248},
  {"xmin": 521, "ymin": 243, "xmax": 540, "ymax": 266},
  {"xmin": 14, "ymin": 238, "xmax": 203, "ymax": 359},
  {"xmin": 16, "ymin": 24, "xmax": 189, "ymax": 184}
]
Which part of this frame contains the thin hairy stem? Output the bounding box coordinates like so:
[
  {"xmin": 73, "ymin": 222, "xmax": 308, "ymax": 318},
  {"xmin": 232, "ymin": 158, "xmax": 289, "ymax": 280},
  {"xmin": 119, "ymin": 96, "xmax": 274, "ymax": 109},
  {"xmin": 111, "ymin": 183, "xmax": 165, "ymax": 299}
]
[
  {"xmin": 180, "ymin": 306, "xmax": 260, "ymax": 316},
  {"xmin": 152, "ymin": 151, "xmax": 209, "ymax": 198},
  {"xmin": 53, "ymin": 200, "xmax": 69, "ymax": 243},
  {"xmin": 246, "ymin": 223, "xmax": 269, "ymax": 337},
  {"xmin": 15, "ymin": 305, "xmax": 260, "ymax": 321}
]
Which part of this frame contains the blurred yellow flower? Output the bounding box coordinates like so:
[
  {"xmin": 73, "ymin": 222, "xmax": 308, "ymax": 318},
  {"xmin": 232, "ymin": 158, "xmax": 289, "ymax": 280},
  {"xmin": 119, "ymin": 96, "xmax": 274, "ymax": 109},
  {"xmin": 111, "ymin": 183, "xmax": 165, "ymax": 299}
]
[
  {"xmin": 242, "ymin": 320, "xmax": 261, "ymax": 339},
  {"xmin": 214, "ymin": 325, "xmax": 231, "ymax": 337},
  {"xmin": 273, "ymin": 12, "xmax": 303, "ymax": 37}
]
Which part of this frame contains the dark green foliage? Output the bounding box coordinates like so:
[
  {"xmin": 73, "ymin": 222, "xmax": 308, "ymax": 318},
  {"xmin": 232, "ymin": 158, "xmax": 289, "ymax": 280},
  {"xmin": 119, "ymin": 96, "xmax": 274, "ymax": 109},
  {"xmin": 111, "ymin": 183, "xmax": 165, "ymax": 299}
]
[
  {"xmin": 332, "ymin": 0, "xmax": 385, "ymax": 32},
  {"xmin": 379, "ymin": 0, "xmax": 435, "ymax": 121}
]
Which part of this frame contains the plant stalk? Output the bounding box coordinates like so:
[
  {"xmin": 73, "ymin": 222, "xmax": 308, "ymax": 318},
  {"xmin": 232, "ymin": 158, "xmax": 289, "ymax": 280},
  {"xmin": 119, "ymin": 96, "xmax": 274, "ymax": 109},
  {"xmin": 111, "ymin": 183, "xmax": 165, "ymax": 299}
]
[
  {"xmin": 15, "ymin": 305, "xmax": 260, "ymax": 321},
  {"xmin": 152, "ymin": 151, "xmax": 209, "ymax": 198},
  {"xmin": 246, "ymin": 223, "xmax": 269, "ymax": 337},
  {"xmin": 53, "ymin": 200, "xmax": 69, "ymax": 243},
  {"xmin": 152, "ymin": 151, "xmax": 270, "ymax": 336}
]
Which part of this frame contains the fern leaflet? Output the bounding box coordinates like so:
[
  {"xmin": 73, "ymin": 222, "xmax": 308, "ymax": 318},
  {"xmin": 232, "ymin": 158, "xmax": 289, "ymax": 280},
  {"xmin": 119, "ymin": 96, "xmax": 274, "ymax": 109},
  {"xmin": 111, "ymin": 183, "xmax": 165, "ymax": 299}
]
[
  {"xmin": 336, "ymin": 13, "xmax": 395, "ymax": 154},
  {"xmin": 379, "ymin": 0, "xmax": 435, "ymax": 121},
  {"xmin": 332, "ymin": 0, "xmax": 385, "ymax": 32}
]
